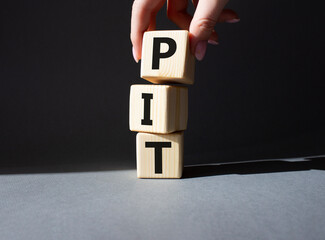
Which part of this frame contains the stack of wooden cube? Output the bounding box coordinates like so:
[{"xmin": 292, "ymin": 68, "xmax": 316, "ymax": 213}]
[{"xmin": 129, "ymin": 30, "xmax": 195, "ymax": 178}]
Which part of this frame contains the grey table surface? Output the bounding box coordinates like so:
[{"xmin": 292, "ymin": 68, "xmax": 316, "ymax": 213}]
[{"xmin": 0, "ymin": 156, "xmax": 324, "ymax": 240}]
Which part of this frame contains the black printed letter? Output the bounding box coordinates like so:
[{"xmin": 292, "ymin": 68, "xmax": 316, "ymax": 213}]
[
  {"xmin": 152, "ymin": 37, "xmax": 177, "ymax": 70},
  {"xmin": 145, "ymin": 142, "xmax": 172, "ymax": 174},
  {"xmin": 141, "ymin": 93, "xmax": 153, "ymax": 125}
]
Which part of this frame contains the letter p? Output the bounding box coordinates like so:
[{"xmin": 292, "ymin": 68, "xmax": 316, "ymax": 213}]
[{"xmin": 152, "ymin": 37, "xmax": 177, "ymax": 70}]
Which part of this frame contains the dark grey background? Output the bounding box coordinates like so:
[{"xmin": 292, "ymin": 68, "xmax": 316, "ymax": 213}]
[{"xmin": 1, "ymin": 0, "xmax": 324, "ymax": 167}]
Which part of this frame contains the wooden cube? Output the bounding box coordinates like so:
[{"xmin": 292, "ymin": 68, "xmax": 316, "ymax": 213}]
[
  {"xmin": 141, "ymin": 30, "xmax": 195, "ymax": 85},
  {"xmin": 136, "ymin": 132, "xmax": 183, "ymax": 178},
  {"xmin": 129, "ymin": 84, "xmax": 188, "ymax": 134}
]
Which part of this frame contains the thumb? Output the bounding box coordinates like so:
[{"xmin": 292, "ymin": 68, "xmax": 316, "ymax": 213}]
[{"xmin": 189, "ymin": 0, "xmax": 229, "ymax": 60}]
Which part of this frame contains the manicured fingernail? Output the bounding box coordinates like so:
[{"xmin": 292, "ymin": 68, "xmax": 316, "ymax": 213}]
[
  {"xmin": 195, "ymin": 41, "xmax": 207, "ymax": 61},
  {"xmin": 226, "ymin": 18, "xmax": 240, "ymax": 23},
  {"xmin": 208, "ymin": 40, "xmax": 219, "ymax": 45},
  {"xmin": 132, "ymin": 46, "xmax": 139, "ymax": 63}
]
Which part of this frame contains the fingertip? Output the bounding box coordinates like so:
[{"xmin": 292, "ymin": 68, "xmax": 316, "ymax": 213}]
[
  {"xmin": 226, "ymin": 18, "xmax": 240, "ymax": 23},
  {"xmin": 208, "ymin": 39, "xmax": 219, "ymax": 45},
  {"xmin": 208, "ymin": 30, "xmax": 219, "ymax": 44},
  {"xmin": 132, "ymin": 46, "xmax": 140, "ymax": 63},
  {"xmin": 130, "ymin": 33, "xmax": 142, "ymax": 63},
  {"xmin": 194, "ymin": 40, "xmax": 207, "ymax": 61},
  {"xmin": 130, "ymin": 30, "xmax": 141, "ymax": 62},
  {"xmin": 217, "ymin": 9, "xmax": 240, "ymax": 23}
]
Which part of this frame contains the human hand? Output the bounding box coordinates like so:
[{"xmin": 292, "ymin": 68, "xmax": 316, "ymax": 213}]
[{"xmin": 131, "ymin": 0, "xmax": 239, "ymax": 62}]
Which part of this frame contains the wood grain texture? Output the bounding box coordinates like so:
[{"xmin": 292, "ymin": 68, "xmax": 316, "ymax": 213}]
[
  {"xmin": 141, "ymin": 30, "xmax": 195, "ymax": 85},
  {"xmin": 129, "ymin": 84, "xmax": 188, "ymax": 134},
  {"xmin": 136, "ymin": 132, "xmax": 183, "ymax": 178}
]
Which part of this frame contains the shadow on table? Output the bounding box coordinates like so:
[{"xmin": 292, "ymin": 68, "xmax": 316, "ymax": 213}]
[
  {"xmin": 183, "ymin": 156, "xmax": 325, "ymax": 178},
  {"xmin": 1, "ymin": 156, "xmax": 324, "ymax": 176},
  {"xmin": 0, "ymin": 158, "xmax": 135, "ymax": 175}
]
